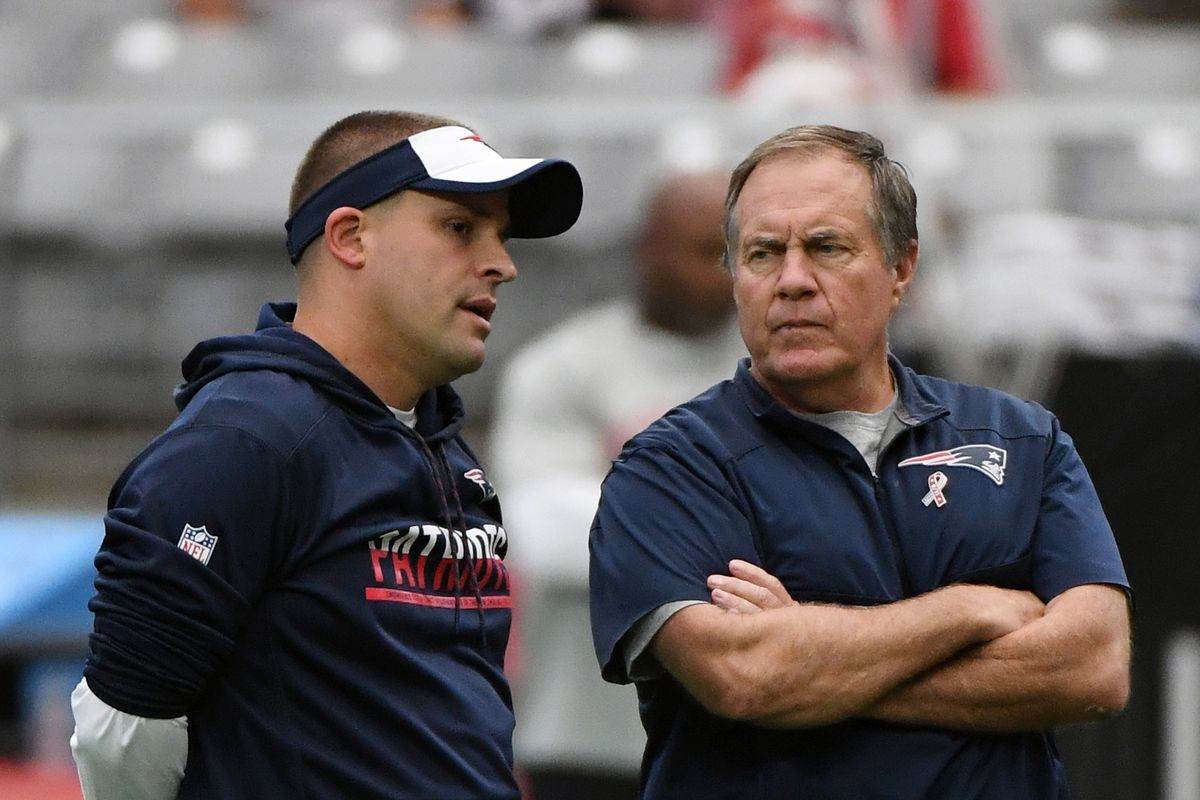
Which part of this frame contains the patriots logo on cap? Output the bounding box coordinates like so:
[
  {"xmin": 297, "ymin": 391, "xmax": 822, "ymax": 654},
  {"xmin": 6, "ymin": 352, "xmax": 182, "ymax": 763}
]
[{"xmin": 898, "ymin": 445, "xmax": 1007, "ymax": 486}]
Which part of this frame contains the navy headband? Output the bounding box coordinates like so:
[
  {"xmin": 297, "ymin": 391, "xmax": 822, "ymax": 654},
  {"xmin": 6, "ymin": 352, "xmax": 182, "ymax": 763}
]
[{"xmin": 284, "ymin": 126, "xmax": 583, "ymax": 264}]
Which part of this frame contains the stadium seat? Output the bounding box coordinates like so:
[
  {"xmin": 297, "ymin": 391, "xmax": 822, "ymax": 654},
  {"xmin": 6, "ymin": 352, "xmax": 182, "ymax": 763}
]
[{"xmin": 77, "ymin": 20, "xmax": 287, "ymax": 100}]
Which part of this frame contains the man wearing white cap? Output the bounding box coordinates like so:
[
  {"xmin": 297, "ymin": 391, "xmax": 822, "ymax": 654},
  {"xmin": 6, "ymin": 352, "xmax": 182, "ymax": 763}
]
[{"xmin": 69, "ymin": 111, "xmax": 583, "ymax": 800}]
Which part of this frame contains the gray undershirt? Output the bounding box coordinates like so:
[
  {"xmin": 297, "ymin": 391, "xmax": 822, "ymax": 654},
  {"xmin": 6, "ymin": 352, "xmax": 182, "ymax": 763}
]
[
  {"xmin": 791, "ymin": 391, "xmax": 906, "ymax": 477},
  {"xmin": 622, "ymin": 389, "xmax": 912, "ymax": 681}
]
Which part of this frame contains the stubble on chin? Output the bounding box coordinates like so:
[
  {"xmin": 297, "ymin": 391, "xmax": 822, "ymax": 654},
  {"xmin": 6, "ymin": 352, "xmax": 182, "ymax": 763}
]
[
  {"xmin": 755, "ymin": 343, "xmax": 837, "ymax": 383},
  {"xmin": 752, "ymin": 344, "xmax": 860, "ymax": 408},
  {"xmin": 449, "ymin": 339, "xmax": 487, "ymax": 378}
]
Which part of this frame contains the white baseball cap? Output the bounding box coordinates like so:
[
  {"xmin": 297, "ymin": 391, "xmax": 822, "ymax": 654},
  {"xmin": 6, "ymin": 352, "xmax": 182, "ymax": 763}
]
[{"xmin": 285, "ymin": 125, "xmax": 583, "ymax": 264}]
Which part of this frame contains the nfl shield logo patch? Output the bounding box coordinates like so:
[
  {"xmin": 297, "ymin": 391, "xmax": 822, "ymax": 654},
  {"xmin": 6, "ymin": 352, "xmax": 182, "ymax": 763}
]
[{"xmin": 177, "ymin": 524, "xmax": 218, "ymax": 566}]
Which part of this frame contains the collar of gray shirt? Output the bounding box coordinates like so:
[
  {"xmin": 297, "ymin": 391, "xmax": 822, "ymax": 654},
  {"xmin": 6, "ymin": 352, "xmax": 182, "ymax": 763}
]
[{"xmin": 791, "ymin": 387, "xmax": 911, "ymax": 475}]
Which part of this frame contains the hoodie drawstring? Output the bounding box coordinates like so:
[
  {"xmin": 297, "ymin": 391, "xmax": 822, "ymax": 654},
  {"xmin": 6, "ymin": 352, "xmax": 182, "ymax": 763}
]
[
  {"xmin": 436, "ymin": 445, "xmax": 489, "ymax": 648},
  {"xmin": 413, "ymin": 433, "xmax": 488, "ymax": 646}
]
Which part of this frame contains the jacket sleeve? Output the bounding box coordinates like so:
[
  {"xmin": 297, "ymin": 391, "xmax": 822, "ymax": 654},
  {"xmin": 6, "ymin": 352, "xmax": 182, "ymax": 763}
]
[
  {"xmin": 84, "ymin": 424, "xmax": 291, "ymax": 718},
  {"xmin": 1030, "ymin": 416, "xmax": 1130, "ymax": 602},
  {"xmin": 589, "ymin": 445, "xmax": 759, "ymax": 685}
]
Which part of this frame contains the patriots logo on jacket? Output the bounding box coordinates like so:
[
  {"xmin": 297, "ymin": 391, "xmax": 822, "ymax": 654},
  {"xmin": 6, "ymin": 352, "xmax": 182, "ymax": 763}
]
[
  {"xmin": 464, "ymin": 468, "xmax": 496, "ymax": 501},
  {"xmin": 898, "ymin": 445, "xmax": 1007, "ymax": 486}
]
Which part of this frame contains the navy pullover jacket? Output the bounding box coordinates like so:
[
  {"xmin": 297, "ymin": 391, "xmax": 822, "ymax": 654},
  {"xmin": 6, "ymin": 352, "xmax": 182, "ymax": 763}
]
[
  {"xmin": 590, "ymin": 357, "xmax": 1129, "ymax": 800},
  {"xmin": 85, "ymin": 302, "xmax": 518, "ymax": 799}
]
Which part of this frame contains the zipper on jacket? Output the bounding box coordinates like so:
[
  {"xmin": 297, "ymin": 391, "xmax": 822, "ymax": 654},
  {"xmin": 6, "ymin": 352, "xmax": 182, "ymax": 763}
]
[
  {"xmin": 872, "ymin": 430, "xmax": 919, "ymax": 598},
  {"xmin": 873, "ymin": 473, "xmax": 914, "ymax": 598}
]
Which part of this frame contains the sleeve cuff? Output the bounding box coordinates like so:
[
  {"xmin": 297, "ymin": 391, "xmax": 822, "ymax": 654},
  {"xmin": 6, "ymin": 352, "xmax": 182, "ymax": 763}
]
[{"xmin": 622, "ymin": 600, "xmax": 707, "ymax": 682}]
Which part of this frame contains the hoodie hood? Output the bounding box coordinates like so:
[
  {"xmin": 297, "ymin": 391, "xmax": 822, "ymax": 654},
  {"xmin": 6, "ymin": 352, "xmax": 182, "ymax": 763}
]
[{"xmin": 175, "ymin": 301, "xmax": 466, "ymax": 442}]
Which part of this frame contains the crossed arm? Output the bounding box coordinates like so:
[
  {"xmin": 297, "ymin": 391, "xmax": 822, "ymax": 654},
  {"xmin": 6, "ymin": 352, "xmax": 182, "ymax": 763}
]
[
  {"xmin": 866, "ymin": 581, "xmax": 1131, "ymax": 732},
  {"xmin": 650, "ymin": 561, "xmax": 1130, "ymax": 733}
]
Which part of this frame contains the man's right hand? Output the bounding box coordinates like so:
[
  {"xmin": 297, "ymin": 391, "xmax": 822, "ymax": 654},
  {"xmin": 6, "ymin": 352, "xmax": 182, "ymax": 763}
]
[
  {"xmin": 655, "ymin": 574, "xmax": 1048, "ymax": 728},
  {"xmin": 708, "ymin": 561, "xmax": 1045, "ymax": 644}
]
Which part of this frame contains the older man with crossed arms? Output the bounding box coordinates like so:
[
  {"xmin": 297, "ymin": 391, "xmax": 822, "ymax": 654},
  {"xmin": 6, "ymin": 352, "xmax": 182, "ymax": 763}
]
[{"xmin": 589, "ymin": 125, "xmax": 1131, "ymax": 799}]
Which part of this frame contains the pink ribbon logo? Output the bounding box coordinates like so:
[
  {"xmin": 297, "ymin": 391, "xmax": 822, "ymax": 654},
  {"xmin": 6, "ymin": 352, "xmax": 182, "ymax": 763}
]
[{"xmin": 922, "ymin": 471, "xmax": 949, "ymax": 508}]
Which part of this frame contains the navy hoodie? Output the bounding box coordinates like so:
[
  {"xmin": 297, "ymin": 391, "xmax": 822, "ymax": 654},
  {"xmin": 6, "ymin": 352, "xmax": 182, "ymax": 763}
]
[{"xmin": 84, "ymin": 302, "xmax": 519, "ymax": 799}]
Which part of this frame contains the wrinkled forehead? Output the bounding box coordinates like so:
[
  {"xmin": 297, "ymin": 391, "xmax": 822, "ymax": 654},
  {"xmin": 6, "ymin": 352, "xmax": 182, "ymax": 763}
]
[{"xmin": 734, "ymin": 152, "xmax": 874, "ymax": 236}]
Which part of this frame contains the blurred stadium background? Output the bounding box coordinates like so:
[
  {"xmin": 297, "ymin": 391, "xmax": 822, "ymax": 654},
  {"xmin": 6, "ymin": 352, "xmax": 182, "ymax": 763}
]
[{"xmin": 1, "ymin": 0, "xmax": 1198, "ymax": 798}]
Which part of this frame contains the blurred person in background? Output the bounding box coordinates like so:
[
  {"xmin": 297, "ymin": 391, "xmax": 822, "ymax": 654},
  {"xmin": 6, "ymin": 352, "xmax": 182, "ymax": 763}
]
[
  {"xmin": 590, "ymin": 125, "xmax": 1132, "ymax": 800},
  {"xmin": 410, "ymin": 0, "xmax": 476, "ymax": 27},
  {"xmin": 480, "ymin": 0, "xmax": 1002, "ymax": 101},
  {"xmin": 718, "ymin": 0, "xmax": 1005, "ymax": 102},
  {"xmin": 481, "ymin": 0, "xmax": 709, "ymax": 36},
  {"xmin": 176, "ymin": 0, "xmax": 251, "ymax": 24},
  {"xmin": 590, "ymin": 0, "xmax": 710, "ymax": 22},
  {"xmin": 68, "ymin": 110, "xmax": 582, "ymax": 800},
  {"xmin": 491, "ymin": 170, "xmax": 741, "ymax": 800},
  {"xmin": 1116, "ymin": 0, "xmax": 1200, "ymax": 22}
]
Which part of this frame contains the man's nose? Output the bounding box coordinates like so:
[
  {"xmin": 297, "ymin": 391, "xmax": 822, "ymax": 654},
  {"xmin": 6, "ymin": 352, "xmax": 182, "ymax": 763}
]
[
  {"xmin": 775, "ymin": 248, "xmax": 818, "ymax": 299},
  {"xmin": 483, "ymin": 237, "xmax": 518, "ymax": 284}
]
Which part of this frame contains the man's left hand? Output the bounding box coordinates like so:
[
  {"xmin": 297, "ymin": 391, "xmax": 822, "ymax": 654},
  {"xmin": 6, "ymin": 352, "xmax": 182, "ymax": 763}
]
[{"xmin": 707, "ymin": 560, "xmax": 796, "ymax": 613}]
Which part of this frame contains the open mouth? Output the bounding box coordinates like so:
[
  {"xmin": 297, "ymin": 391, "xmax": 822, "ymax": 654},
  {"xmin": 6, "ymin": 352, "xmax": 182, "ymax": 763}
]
[{"xmin": 461, "ymin": 297, "xmax": 496, "ymax": 323}]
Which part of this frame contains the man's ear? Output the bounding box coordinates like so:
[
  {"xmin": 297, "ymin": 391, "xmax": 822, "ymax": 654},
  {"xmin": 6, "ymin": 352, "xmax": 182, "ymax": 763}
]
[
  {"xmin": 891, "ymin": 239, "xmax": 919, "ymax": 308},
  {"xmin": 324, "ymin": 206, "xmax": 366, "ymax": 269}
]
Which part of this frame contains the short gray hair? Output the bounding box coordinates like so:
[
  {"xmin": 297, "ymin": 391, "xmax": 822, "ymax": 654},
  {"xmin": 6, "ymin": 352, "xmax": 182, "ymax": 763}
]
[{"xmin": 723, "ymin": 125, "xmax": 917, "ymax": 270}]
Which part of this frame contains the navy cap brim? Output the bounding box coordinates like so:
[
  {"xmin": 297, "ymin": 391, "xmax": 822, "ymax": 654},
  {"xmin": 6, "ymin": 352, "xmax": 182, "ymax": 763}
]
[{"xmin": 411, "ymin": 159, "xmax": 583, "ymax": 239}]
